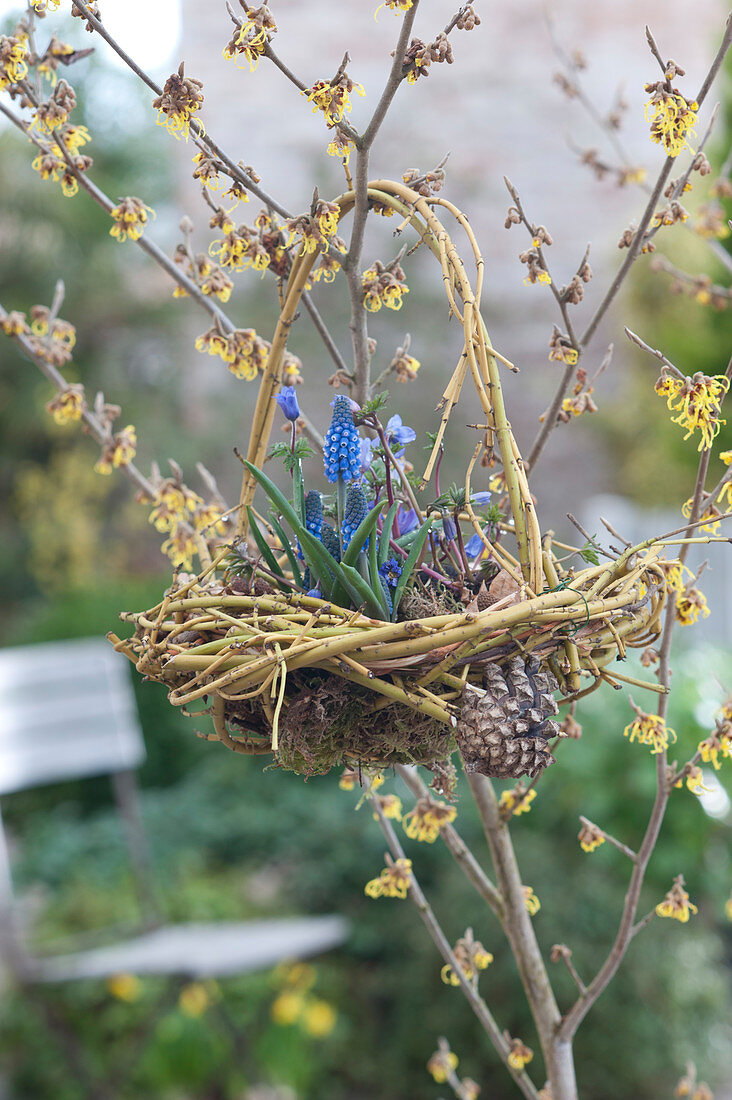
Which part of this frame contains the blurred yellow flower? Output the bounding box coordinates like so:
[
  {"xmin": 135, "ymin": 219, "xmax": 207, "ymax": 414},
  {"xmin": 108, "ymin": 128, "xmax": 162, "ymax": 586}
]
[
  {"xmin": 301, "ymin": 998, "xmax": 337, "ymax": 1037},
  {"xmin": 179, "ymin": 982, "xmax": 212, "ymax": 1018},
  {"xmin": 106, "ymin": 972, "xmax": 141, "ymax": 1002}
]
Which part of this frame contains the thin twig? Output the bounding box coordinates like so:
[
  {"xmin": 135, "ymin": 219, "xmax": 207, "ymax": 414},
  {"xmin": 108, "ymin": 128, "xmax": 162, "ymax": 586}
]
[
  {"xmin": 623, "ymin": 328, "xmax": 686, "ymax": 378},
  {"xmin": 578, "ymin": 816, "xmax": 637, "ymax": 862},
  {"xmin": 395, "ymin": 765, "xmax": 504, "ymax": 918},
  {"xmin": 343, "ymin": 1, "xmax": 421, "ymax": 404},
  {"xmin": 69, "ymin": 0, "xmax": 293, "ymax": 220},
  {"xmin": 369, "ymin": 794, "xmax": 540, "ymax": 1100},
  {"xmin": 527, "ymin": 16, "xmax": 732, "ymax": 472}
]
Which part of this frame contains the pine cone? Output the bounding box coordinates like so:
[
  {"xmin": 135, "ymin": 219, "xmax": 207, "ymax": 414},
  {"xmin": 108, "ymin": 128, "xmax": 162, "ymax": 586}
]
[{"xmin": 456, "ymin": 656, "xmax": 560, "ymax": 778}]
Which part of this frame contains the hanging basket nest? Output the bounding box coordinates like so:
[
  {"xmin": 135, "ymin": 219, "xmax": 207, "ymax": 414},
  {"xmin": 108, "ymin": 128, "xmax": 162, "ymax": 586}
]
[{"xmin": 111, "ymin": 179, "xmax": 671, "ymax": 777}]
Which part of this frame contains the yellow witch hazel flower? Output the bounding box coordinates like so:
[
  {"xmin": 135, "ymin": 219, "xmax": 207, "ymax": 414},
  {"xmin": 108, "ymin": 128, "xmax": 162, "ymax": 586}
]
[
  {"xmin": 161, "ymin": 525, "xmax": 198, "ymax": 571},
  {"xmin": 655, "ymin": 369, "xmax": 730, "ymax": 451},
  {"xmin": 223, "ymin": 5, "xmax": 277, "ymax": 71},
  {"xmin": 623, "ymin": 706, "xmax": 676, "ymax": 755},
  {"xmin": 427, "ymin": 1042, "xmax": 459, "ymax": 1084},
  {"xmin": 0, "ymin": 32, "xmax": 29, "ymax": 90},
  {"xmin": 441, "ymin": 928, "xmax": 493, "ymax": 987},
  {"xmin": 364, "ymin": 857, "xmax": 412, "ymax": 899},
  {"xmin": 362, "ymin": 260, "xmax": 409, "ymax": 312},
  {"xmin": 654, "ymin": 556, "xmax": 693, "ymax": 593},
  {"xmin": 645, "ymin": 78, "xmax": 698, "ymax": 158},
  {"xmin": 697, "ymin": 710, "xmax": 732, "ymax": 771},
  {"xmin": 505, "ymin": 1033, "xmax": 534, "ymax": 1072},
  {"xmin": 402, "ymin": 797, "xmax": 457, "ymax": 842},
  {"xmin": 326, "ymin": 127, "xmax": 354, "ymax": 164},
  {"xmin": 109, "ymin": 197, "xmax": 155, "ymax": 243},
  {"xmin": 373, "ymin": 793, "xmax": 403, "ymax": 821},
  {"xmin": 94, "ymin": 425, "xmax": 137, "ymax": 475},
  {"xmin": 152, "ymin": 65, "xmax": 204, "ymax": 142},
  {"xmin": 655, "ymin": 874, "xmax": 698, "ymax": 923},
  {"xmin": 286, "ymin": 202, "xmax": 345, "ymax": 257},
  {"xmin": 675, "ymin": 764, "xmax": 710, "ymax": 797},
  {"xmin": 577, "ymin": 821, "xmax": 605, "ymax": 853},
  {"xmin": 675, "ymin": 587, "xmax": 710, "ymax": 627},
  {"xmin": 304, "ymin": 72, "xmax": 365, "ymax": 127},
  {"xmin": 33, "ymin": 0, "xmax": 61, "ymax": 10},
  {"xmin": 46, "ymin": 385, "xmax": 85, "ymax": 425},
  {"xmin": 523, "ymin": 886, "xmax": 540, "ymax": 915},
  {"xmin": 376, "ymin": 0, "xmax": 413, "ymax": 16},
  {"xmin": 498, "ymin": 783, "xmax": 536, "ymax": 817},
  {"xmin": 681, "ymin": 496, "xmax": 721, "ymax": 535}
]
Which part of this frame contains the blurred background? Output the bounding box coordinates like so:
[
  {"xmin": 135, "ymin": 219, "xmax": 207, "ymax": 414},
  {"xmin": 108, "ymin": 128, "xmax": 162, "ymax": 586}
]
[{"xmin": 0, "ymin": 0, "xmax": 731, "ymax": 1096}]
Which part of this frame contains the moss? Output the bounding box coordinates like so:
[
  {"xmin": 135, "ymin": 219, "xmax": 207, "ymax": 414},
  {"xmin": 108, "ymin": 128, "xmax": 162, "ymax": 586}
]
[{"xmin": 272, "ymin": 671, "xmax": 455, "ymax": 776}]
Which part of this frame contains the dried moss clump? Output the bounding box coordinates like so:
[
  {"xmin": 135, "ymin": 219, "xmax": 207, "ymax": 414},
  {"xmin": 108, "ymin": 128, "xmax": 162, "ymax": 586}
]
[{"xmin": 274, "ymin": 672, "xmax": 455, "ymax": 776}]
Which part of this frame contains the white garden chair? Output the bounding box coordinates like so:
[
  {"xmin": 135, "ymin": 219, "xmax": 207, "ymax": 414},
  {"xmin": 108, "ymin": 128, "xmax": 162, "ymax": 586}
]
[{"xmin": 0, "ymin": 637, "xmax": 348, "ymax": 983}]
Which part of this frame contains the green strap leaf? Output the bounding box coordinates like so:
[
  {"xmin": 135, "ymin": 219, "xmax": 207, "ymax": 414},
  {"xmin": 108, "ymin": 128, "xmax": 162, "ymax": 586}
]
[
  {"xmin": 341, "ymin": 502, "xmax": 384, "ymax": 570},
  {"xmin": 246, "ymin": 508, "xmax": 288, "ymax": 590},
  {"xmin": 368, "ymin": 522, "xmax": 391, "ymax": 618},
  {"xmin": 268, "ymin": 511, "xmax": 303, "ymax": 587},
  {"xmin": 340, "ymin": 564, "xmax": 389, "ymax": 619},
  {"xmin": 378, "ymin": 501, "xmax": 400, "ymax": 567},
  {"xmin": 391, "ymin": 518, "xmax": 433, "ymax": 620}
]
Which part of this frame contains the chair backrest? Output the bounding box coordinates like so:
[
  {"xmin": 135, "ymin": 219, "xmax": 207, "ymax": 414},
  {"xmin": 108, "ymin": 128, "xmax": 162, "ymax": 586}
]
[{"xmin": 0, "ymin": 638, "xmax": 145, "ymax": 796}]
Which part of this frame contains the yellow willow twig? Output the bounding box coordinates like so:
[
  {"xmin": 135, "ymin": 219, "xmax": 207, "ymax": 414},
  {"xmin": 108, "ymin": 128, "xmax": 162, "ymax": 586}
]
[
  {"xmin": 236, "ymin": 246, "xmax": 319, "ymax": 535},
  {"xmin": 377, "ymin": 179, "xmax": 537, "ymax": 585},
  {"xmin": 542, "ymin": 550, "xmax": 581, "ymax": 694},
  {"xmin": 211, "ymin": 695, "xmax": 271, "ymax": 755},
  {"xmin": 270, "ymin": 641, "xmax": 287, "ymax": 751},
  {"xmin": 463, "ymin": 442, "xmax": 525, "ymax": 585}
]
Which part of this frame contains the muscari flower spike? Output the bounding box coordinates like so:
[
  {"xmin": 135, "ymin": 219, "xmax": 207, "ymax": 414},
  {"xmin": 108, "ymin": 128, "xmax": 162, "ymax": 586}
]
[
  {"xmin": 304, "ymin": 490, "xmax": 323, "ymax": 538},
  {"xmin": 321, "ymin": 521, "xmax": 341, "ymax": 563},
  {"xmin": 323, "ymin": 395, "xmax": 362, "ymax": 483},
  {"xmin": 342, "ymin": 481, "xmax": 369, "ymax": 550}
]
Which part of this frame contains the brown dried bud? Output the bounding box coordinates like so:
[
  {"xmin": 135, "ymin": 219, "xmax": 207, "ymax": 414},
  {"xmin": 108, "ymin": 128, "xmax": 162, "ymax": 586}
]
[
  {"xmin": 560, "ymin": 713, "xmax": 582, "ymax": 739},
  {"xmin": 504, "ymin": 206, "xmax": 521, "ymax": 229}
]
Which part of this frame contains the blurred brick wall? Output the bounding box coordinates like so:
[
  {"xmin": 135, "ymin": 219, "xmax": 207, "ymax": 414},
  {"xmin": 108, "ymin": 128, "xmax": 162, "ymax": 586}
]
[{"xmin": 178, "ymin": 0, "xmax": 725, "ymax": 518}]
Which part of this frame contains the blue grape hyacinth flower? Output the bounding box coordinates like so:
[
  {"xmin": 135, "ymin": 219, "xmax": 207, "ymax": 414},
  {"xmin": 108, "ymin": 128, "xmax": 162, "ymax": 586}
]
[
  {"xmin": 341, "ymin": 482, "xmax": 369, "ymax": 550},
  {"xmin": 323, "ymin": 395, "xmax": 362, "ymax": 483},
  {"xmin": 321, "ymin": 522, "xmax": 341, "ymax": 563},
  {"xmin": 304, "ymin": 490, "xmax": 323, "ymax": 539}
]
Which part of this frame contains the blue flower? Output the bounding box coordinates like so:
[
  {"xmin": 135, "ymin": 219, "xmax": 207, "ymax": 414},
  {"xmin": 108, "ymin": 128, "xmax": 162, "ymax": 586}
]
[
  {"xmin": 471, "ymin": 491, "xmax": 492, "ymax": 507},
  {"xmin": 342, "ymin": 482, "xmax": 369, "ymax": 550},
  {"xmin": 379, "ymin": 557, "xmax": 403, "ymax": 587},
  {"xmin": 274, "ymin": 385, "xmax": 300, "ymax": 422},
  {"xmin": 321, "ymin": 522, "xmax": 341, "ymax": 563},
  {"xmin": 385, "ymin": 413, "xmax": 416, "ymax": 456},
  {"xmin": 378, "ymin": 575, "xmax": 393, "ymax": 615},
  {"xmin": 306, "ymin": 587, "xmax": 322, "ymax": 599},
  {"xmin": 359, "ymin": 436, "xmax": 375, "ymax": 473},
  {"xmin": 465, "ymin": 528, "xmax": 489, "ymax": 558},
  {"xmin": 442, "ymin": 514, "xmax": 457, "ymax": 541},
  {"xmin": 304, "ymin": 490, "xmax": 323, "ymax": 538},
  {"xmin": 396, "ymin": 506, "xmax": 418, "ymax": 535},
  {"xmin": 323, "ymin": 395, "xmax": 362, "ymax": 483}
]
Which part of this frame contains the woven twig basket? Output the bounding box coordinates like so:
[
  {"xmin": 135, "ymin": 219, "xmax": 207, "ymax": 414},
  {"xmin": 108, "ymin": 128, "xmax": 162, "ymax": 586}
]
[{"xmin": 111, "ymin": 179, "xmax": 669, "ymax": 775}]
